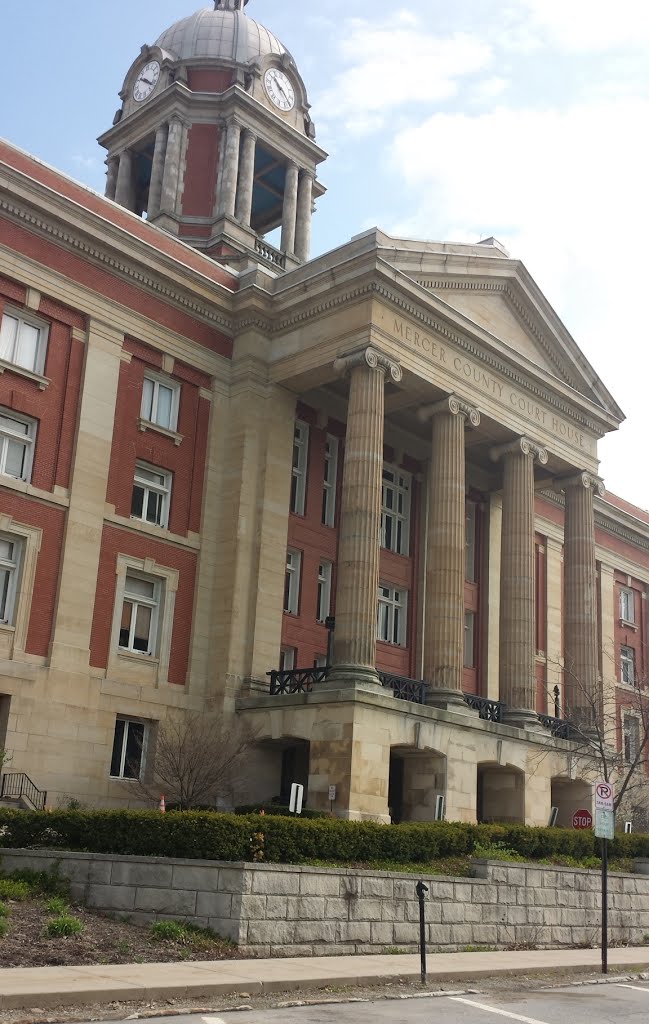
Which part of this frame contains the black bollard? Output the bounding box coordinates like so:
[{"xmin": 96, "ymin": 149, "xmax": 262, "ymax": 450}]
[{"xmin": 415, "ymin": 880, "xmax": 429, "ymax": 983}]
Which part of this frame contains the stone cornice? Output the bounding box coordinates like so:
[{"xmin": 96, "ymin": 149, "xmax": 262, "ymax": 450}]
[{"xmin": 541, "ymin": 487, "xmax": 649, "ymax": 555}]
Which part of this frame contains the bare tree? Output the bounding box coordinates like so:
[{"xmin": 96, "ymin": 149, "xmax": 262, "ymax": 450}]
[{"xmin": 132, "ymin": 714, "xmax": 258, "ymax": 811}]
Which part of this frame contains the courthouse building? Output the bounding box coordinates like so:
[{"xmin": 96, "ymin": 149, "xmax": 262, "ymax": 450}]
[{"xmin": 0, "ymin": 0, "xmax": 647, "ymax": 824}]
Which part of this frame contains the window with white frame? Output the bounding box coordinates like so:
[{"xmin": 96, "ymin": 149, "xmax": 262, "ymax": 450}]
[
  {"xmin": 279, "ymin": 647, "xmax": 296, "ymax": 671},
  {"xmin": 466, "ymin": 502, "xmax": 477, "ymax": 582},
  {"xmin": 464, "ymin": 611, "xmax": 476, "ymax": 668},
  {"xmin": 623, "ymin": 715, "xmax": 640, "ymax": 764},
  {"xmin": 377, "ymin": 584, "xmax": 407, "ymax": 645},
  {"xmin": 316, "ymin": 560, "xmax": 332, "ymax": 623},
  {"xmin": 110, "ymin": 716, "xmax": 148, "ymax": 780},
  {"xmin": 131, "ymin": 462, "xmax": 171, "ymax": 528},
  {"xmin": 140, "ymin": 374, "xmax": 180, "ymax": 431},
  {"xmin": 284, "ymin": 550, "xmax": 301, "ymax": 615},
  {"xmin": 322, "ymin": 435, "xmax": 338, "ymax": 526},
  {"xmin": 0, "ymin": 309, "xmax": 47, "ymax": 375},
  {"xmin": 620, "ymin": 587, "xmax": 635, "ymax": 624},
  {"xmin": 119, "ymin": 573, "xmax": 160, "ymax": 655},
  {"xmin": 291, "ymin": 421, "xmax": 309, "ymax": 515},
  {"xmin": 314, "ymin": 654, "xmax": 328, "ymax": 668},
  {"xmin": 621, "ymin": 645, "xmax": 636, "ymax": 685},
  {"xmin": 381, "ymin": 466, "xmax": 411, "ymax": 555},
  {"xmin": 0, "ymin": 535, "xmax": 21, "ymax": 625},
  {"xmin": 0, "ymin": 410, "xmax": 36, "ymax": 482}
]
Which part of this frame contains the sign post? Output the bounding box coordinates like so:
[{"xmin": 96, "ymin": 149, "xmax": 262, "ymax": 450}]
[{"xmin": 594, "ymin": 780, "xmax": 615, "ymax": 975}]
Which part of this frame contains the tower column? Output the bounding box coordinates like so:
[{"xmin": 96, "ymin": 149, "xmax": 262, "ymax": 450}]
[
  {"xmin": 235, "ymin": 129, "xmax": 257, "ymax": 226},
  {"xmin": 491, "ymin": 437, "xmax": 548, "ymax": 727},
  {"xmin": 105, "ymin": 156, "xmax": 119, "ymax": 201},
  {"xmin": 562, "ymin": 472, "xmax": 604, "ymax": 728},
  {"xmin": 114, "ymin": 150, "xmax": 135, "ymax": 210},
  {"xmin": 419, "ymin": 396, "xmax": 480, "ymax": 708},
  {"xmin": 281, "ymin": 161, "xmax": 299, "ymax": 255},
  {"xmin": 295, "ymin": 169, "xmax": 314, "ymax": 261},
  {"xmin": 159, "ymin": 116, "xmax": 185, "ymax": 223},
  {"xmin": 147, "ymin": 123, "xmax": 169, "ymax": 220},
  {"xmin": 219, "ymin": 117, "xmax": 242, "ymax": 218},
  {"xmin": 328, "ymin": 347, "xmax": 402, "ymax": 686}
]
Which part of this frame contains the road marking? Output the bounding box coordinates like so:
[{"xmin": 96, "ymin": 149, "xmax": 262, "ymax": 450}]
[
  {"xmin": 616, "ymin": 984, "xmax": 649, "ymax": 992},
  {"xmin": 450, "ymin": 997, "xmax": 550, "ymax": 1024}
]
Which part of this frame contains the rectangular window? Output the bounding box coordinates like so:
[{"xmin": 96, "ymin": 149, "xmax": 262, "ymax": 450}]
[
  {"xmin": 279, "ymin": 647, "xmax": 296, "ymax": 671},
  {"xmin": 623, "ymin": 715, "xmax": 640, "ymax": 763},
  {"xmin": 464, "ymin": 611, "xmax": 476, "ymax": 668},
  {"xmin": 290, "ymin": 421, "xmax": 309, "ymax": 515},
  {"xmin": 141, "ymin": 374, "xmax": 179, "ymax": 431},
  {"xmin": 381, "ymin": 465, "xmax": 411, "ymax": 555},
  {"xmin": 621, "ymin": 645, "xmax": 636, "ymax": 685},
  {"xmin": 316, "ymin": 561, "xmax": 332, "ymax": 622},
  {"xmin": 0, "ymin": 410, "xmax": 36, "ymax": 482},
  {"xmin": 284, "ymin": 550, "xmax": 301, "ymax": 615},
  {"xmin": 620, "ymin": 587, "xmax": 635, "ymax": 624},
  {"xmin": 110, "ymin": 717, "xmax": 147, "ymax": 780},
  {"xmin": 377, "ymin": 584, "xmax": 407, "ymax": 646},
  {"xmin": 322, "ymin": 435, "xmax": 338, "ymax": 526},
  {"xmin": 0, "ymin": 310, "xmax": 47, "ymax": 374},
  {"xmin": 314, "ymin": 654, "xmax": 328, "ymax": 668},
  {"xmin": 0, "ymin": 536, "xmax": 20, "ymax": 625},
  {"xmin": 119, "ymin": 573, "xmax": 160, "ymax": 655},
  {"xmin": 466, "ymin": 502, "xmax": 477, "ymax": 582},
  {"xmin": 131, "ymin": 462, "xmax": 171, "ymax": 528}
]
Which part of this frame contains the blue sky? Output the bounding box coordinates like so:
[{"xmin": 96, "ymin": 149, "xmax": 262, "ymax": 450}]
[{"xmin": 2, "ymin": 1, "xmax": 649, "ymax": 506}]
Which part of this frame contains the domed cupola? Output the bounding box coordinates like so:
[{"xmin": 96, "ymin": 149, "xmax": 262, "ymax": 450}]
[{"xmin": 98, "ymin": 0, "xmax": 327, "ymax": 272}]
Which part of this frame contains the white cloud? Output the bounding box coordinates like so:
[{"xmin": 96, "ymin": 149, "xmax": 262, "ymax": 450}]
[
  {"xmin": 388, "ymin": 99, "xmax": 649, "ymax": 504},
  {"xmin": 317, "ymin": 11, "xmax": 492, "ymax": 133},
  {"xmin": 515, "ymin": 0, "xmax": 649, "ymax": 51}
]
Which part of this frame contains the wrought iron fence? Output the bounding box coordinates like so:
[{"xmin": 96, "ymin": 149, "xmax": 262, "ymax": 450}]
[
  {"xmin": 463, "ymin": 693, "xmax": 504, "ymax": 722},
  {"xmin": 537, "ymin": 713, "xmax": 578, "ymax": 740},
  {"xmin": 268, "ymin": 666, "xmax": 330, "ymax": 695},
  {"xmin": 377, "ymin": 672, "xmax": 427, "ymax": 704},
  {"xmin": 0, "ymin": 772, "xmax": 47, "ymax": 811}
]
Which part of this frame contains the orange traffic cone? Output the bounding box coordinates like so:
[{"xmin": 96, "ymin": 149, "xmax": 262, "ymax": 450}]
[{"xmin": 159, "ymin": 795, "xmax": 166, "ymax": 813}]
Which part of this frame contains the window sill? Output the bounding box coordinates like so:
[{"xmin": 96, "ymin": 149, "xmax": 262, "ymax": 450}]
[
  {"xmin": 619, "ymin": 619, "xmax": 638, "ymax": 631},
  {"xmin": 117, "ymin": 648, "xmax": 160, "ymax": 665},
  {"xmin": 109, "ymin": 776, "xmax": 141, "ymax": 783},
  {"xmin": 130, "ymin": 514, "xmax": 169, "ymax": 531},
  {"xmin": 137, "ymin": 418, "xmax": 183, "ymax": 446},
  {"xmin": 0, "ymin": 357, "xmax": 49, "ymax": 390},
  {"xmin": 376, "ymin": 639, "xmax": 407, "ymax": 649},
  {"xmin": 0, "ymin": 622, "xmax": 16, "ymax": 633}
]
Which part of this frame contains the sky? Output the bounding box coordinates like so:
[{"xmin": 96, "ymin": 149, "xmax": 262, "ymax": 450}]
[{"xmin": 1, "ymin": 0, "xmax": 649, "ymax": 507}]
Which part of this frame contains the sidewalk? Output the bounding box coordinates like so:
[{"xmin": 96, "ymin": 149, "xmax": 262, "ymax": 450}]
[{"xmin": 1, "ymin": 947, "xmax": 648, "ymax": 1011}]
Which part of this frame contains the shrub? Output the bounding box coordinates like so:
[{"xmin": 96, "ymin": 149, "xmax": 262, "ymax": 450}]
[
  {"xmin": 0, "ymin": 879, "xmax": 31, "ymax": 901},
  {"xmin": 45, "ymin": 896, "xmax": 68, "ymax": 915},
  {"xmin": 150, "ymin": 920, "xmax": 187, "ymax": 942},
  {"xmin": 45, "ymin": 915, "xmax": 83, "ymax": 937},
  {"xmin": 0, "ymin": 919, "xmax": 8, "ymax": 938}
]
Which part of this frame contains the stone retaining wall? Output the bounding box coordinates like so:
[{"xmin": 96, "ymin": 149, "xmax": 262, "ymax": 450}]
[{"xmin": 2, "ymin": 848, "xmax": 648, "ymax": 957}]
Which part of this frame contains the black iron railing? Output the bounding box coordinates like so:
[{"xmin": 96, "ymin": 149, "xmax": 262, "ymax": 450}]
[
  {"xmin": 463, "ymin": 693, "xmax": 504, "ymax": 722},
  {"xmin": 538, "ymin": 713, "xmax": 578, "ymax": 740},
  {"xmin": 0, "ymin": 772, "xmax": 47, "ymax": 811},
  {"xmin": 268, "ymin": 666, "xmax": 330, "ymax": 695},
  {"xmin": 377, "ymin": 671, "xmax": 427, "ymax": 704}
]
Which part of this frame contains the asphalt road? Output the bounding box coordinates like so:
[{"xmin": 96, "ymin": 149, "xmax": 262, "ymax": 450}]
[{"xmin": 92, "ymin": 981, "xmax": 649, "ymax": 1024}]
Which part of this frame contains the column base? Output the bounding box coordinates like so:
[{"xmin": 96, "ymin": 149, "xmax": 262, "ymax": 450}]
[
  {"xmin": 502, "ymin": 707, "xmax": 544, "ymax": 731},
  {"xmin": 426, "ymin": 687, "xmax": 471, "ymax": 712},
  {"xmin": 320, "ymin": 663, "xmax": 384, "ymax": 693}
]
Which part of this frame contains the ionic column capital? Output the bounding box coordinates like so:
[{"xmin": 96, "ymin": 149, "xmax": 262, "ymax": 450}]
[
  {"xmin": 334, "ymin": 346, "xmax": 403, "ymax": 384},
  {"xmin": 418, "ymin": 394, "xmax": 480, "ymax": 427},
  {"xmin": 490, "ymin": 436, "xmax": 549, "ymax": 465},
  {"xmin": 555, "ymin": 471, "xmax": 605, "ymax": 496}
]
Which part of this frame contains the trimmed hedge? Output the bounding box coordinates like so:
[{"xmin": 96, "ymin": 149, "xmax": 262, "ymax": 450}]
[{"xmin": 0, "ymin": 808, "xmax": 648, "ymax": 864}]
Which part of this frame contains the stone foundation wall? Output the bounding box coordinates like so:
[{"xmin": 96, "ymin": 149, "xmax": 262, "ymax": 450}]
[{"xmin": 2, "ymin": 848, "xmax": 648, "ymax": 957}]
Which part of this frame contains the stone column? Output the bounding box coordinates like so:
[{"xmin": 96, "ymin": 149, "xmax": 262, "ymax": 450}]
[
  {"xmin": 147, "ymin": 123, "xmax": 168, "ymax": 220},
  {"xmin": 114, "ymin": 150, "xmax": 134, "ymax": 210},
  {"xmin": 491, "ymin": 437, "xmax": 548, "ymax": 727},
  {"xmin": 328, "ymin": 347, "xmax": 402, "ymax": 687},
  {"xmin": 418, "ymin": 395, "xmax": 480, "ymax": 708},
  {"xmin": 160, "ymin": 116, "xmax": 185, "ymax": 218},
  {"xmin": 295, "ymin": 169, "xmax": 314, "ymax": 262},
  {"xmin": 562, "ymin": 472, "xmax": 604, "ymax": 728},
  {"xmin": 105, "ymin": 156, "xmax": 119, "ymax": 201},
  {"xmin": 235, "ymin": 129, "xmax": 256, "ymax": 226},
  {"xmin": 281, "ymin": 161, "xmax": 299, "ymax": 255},
  {"xmin": 218, "ymin": 118, "xmax": 242, "ymax": 218}
]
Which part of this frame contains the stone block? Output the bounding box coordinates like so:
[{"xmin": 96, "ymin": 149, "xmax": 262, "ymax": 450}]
[
  {"xmin": 454, "ymin": 882, "xmax": 473, "ymax": 903},
  {"xmin": 233, "ymin": 894, "xmax": 268, "ymax": 919},
  {"xmin": 87, "ymin": 883, "xmax": 135, "ymax": 911},
  {"xmin": 88, "ymin": 860, "xmax": 112, "ymax": 885},
  {"xmin": 406, "ymin": 900, "xmax": 441, "ymax": 923},
  {"xmin": 218, "ymin": 868, "xmax": 252, "ymax": 894},
  {"xmin": 196, "ymin": 891, "xmax": 233, "ymax": 918},
  {"xmin": 464, "ymin": 902, "xmax": 483, "ymax": 923},
  {"xmin": 172, "ymin": 865, "xmax": 219, "ymax": 890},
  {"xmin": 471, "ymin": 924, "xmax": 498, "ymax": 945},
  {"xmin": 394, "ymin": 922, "xmax": 420, "ymax": 944},
  {"xmin": 361, "ymin": 876, "xmax": 393, "ymax": 898},
  {"xmin": 207, "ymin": 917, "xmax": 239, "ymax": 942},
  {"xmin": 299, "ymin": 873, "xmax": 340, "ymax": 896},
  {"xmin": 381, "ymin": 901, "xmax": 405, "ymax": 922},
  {"xmin": 271, "ymin": 944, "xmax": 315, "ymax": 957},
  {"xmin": 477, "ymin": 884, "xmax": 497, "ymax": 905},
  {"xmin": 430, "ymin": 880, "xmax": 454, "ymax": 900},
  {"xmin": 525, "ymin": 869, "xmax": 544, "ymax": 889},
  {"xmin": 265, "ymin": 895, "xmax": 289, "ymax": 919},
  {"xmin": 286, "ymin": 896, "xmax": 325, "ymax": 919},
  {"xmin": 111, "ymin": 862, "xmax": 173, "ymax": 888},
  {"xmin": 426, "ymin": 924, "xmax": 453, "ymax": 946},
  {"xmin": 350, "ymin": 898, "xmax": 383, "ymax": 921},
  {"xmin": 503, "ymin": 867, "xmax": 526, "ymax": 886},
  {"xmin": 294, "ymin": 920, "xmax": 337, "ymax": 943},
  {"xmin": 496, "ymin": 885, "xmax": 517, "ymax": 905},
  {"xmin": 134, "ymin": 887, "xmax": 197, "ymax": 915},
  {"xmin": 441, "ymin": 902, "xmax": 465, "ymax": 924},
  {"xmin": 325, "ymin": 898, "xmax": 350, "ymax": 920},
  {"xmin": 246, "ymin": 919, "xmax": 297, "ymax": 945},
  {"xmin": 505, "ymin": 906, "xmax": 529, "ymax": 926},
  {"xmin": 482, "ymin": 903, "xmax": 507, "ymax": 923},
  {"xmin": 251, "ymin": 870, "xmax": 300, "ymax": 895},
  {"xmin": 336, "ymin": 920, "xmax": 372, "ymax": 943},
  {"xmin": 449, "ymin": 925, "xmax": 474, "ymax": 946},
  {"xmin": 371, "ymin": 922, "xmax": 395, "ymax": 945},
  {"xmin": 394, "ymin": 878, "xmax": 418, "ymax": 900},
  {"xmin": 56, "ymin": 859, "xmax": 90, "ymax": 884}
]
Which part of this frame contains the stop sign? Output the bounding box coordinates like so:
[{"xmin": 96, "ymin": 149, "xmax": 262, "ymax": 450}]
[{"xmin": 573, "ymin": 808, "xmax": 593, "ymax": 829}]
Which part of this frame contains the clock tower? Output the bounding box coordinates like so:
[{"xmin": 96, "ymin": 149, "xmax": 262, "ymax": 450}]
[{"xmin": 98, "ymin": 0, "xmax": 327, "ymax": 272}]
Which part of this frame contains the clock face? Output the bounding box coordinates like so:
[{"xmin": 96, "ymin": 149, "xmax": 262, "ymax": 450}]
[
  {"xmin": 264, "ymin": 68, "xmax": 295, "ymax": 112},
  {"xmin": 133, "ymin": 61, "xmax": 161, "ymax": 103}
]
